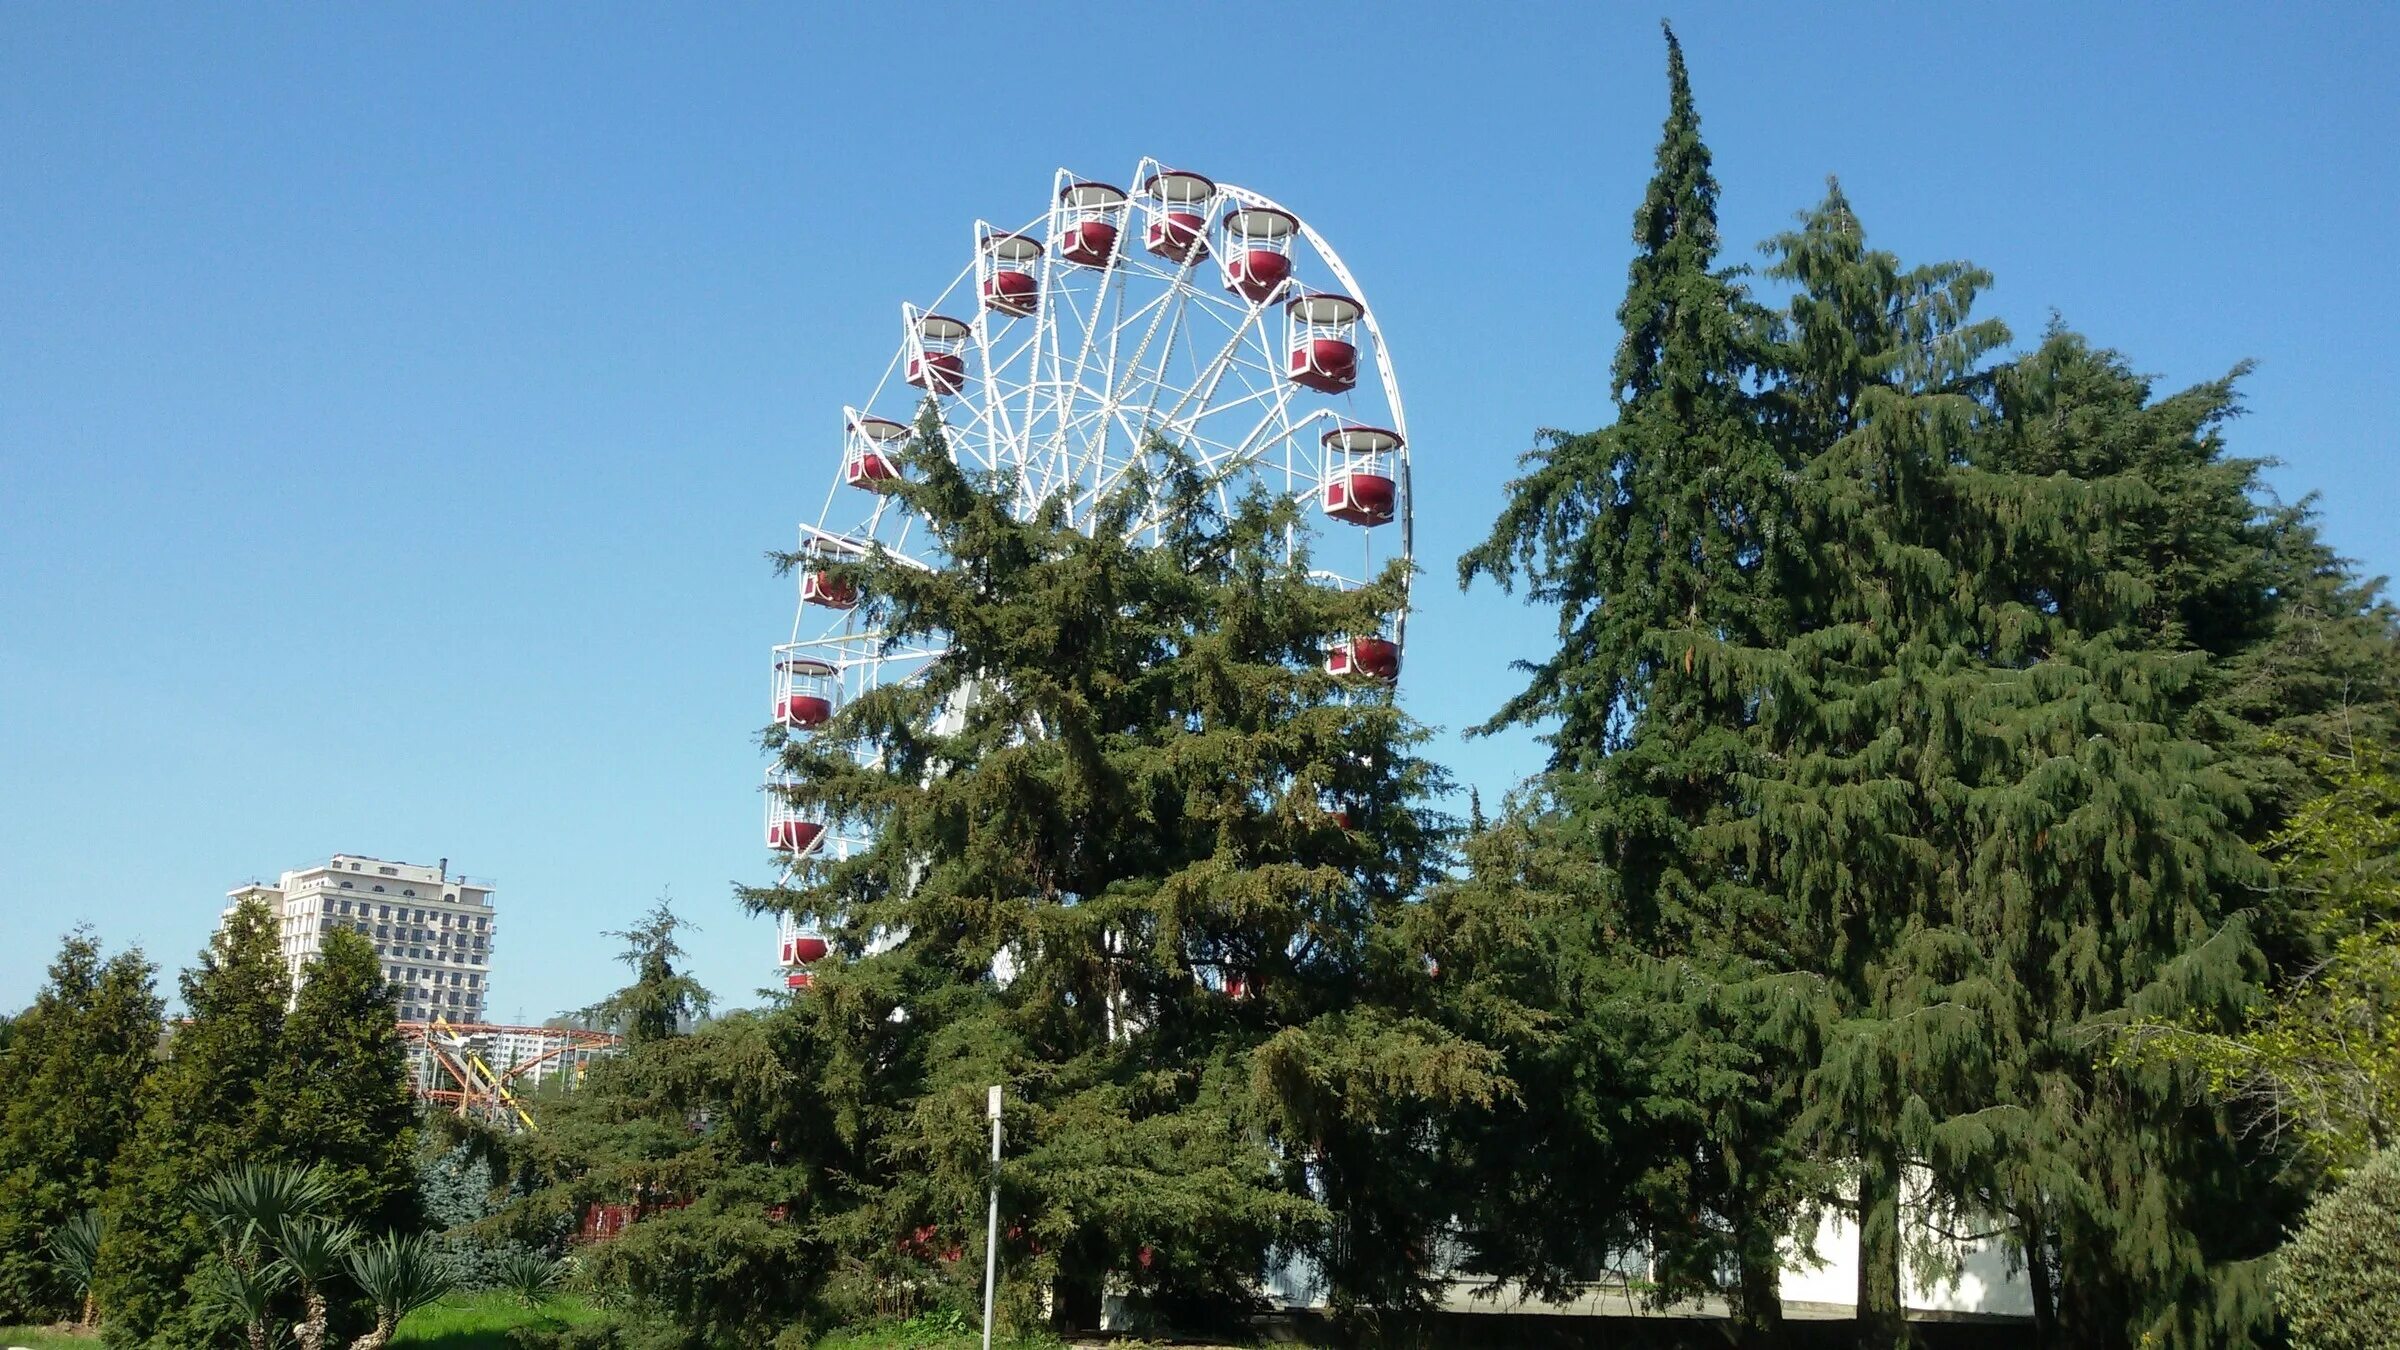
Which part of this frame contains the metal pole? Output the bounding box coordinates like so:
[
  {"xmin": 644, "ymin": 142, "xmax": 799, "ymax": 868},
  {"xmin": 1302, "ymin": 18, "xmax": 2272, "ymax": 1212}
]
[{"xmin": 981, "ymin": 1084, "xmax": 1002, "ymax": 1350}]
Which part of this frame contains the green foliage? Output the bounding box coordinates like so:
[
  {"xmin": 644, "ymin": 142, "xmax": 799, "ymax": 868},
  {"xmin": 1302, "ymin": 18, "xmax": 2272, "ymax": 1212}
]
[
  {"xmin": 274, "ymin": 1215, "xmax": 363, "ymax": 1350},
  {"xmin": 90, "ymin": 904, "xmax": 423, "ymax": 1347},
  {"xmin": 1446, "ymin": 28, "xmax": 1813, "ymax": 1339},
  {"xmin": 273, "ymin": 928, "xmax": 422, "ymax": 1236},
  {"xmin": 2117, "ymin": 743, "xmax": 2400, "ymax": 1166},
  {"xmin": 47, "ymin": 1210, "xmax": 103, "ymax": 1317},
  {"xmin": 192, "ymin": 1258, "xmax": 288, "ymax": 1350},
  {"xmin": 0, "ymin": 932, "xmax": 161, "ymax": 1324},
  {"xmin": 1452, "ymin": 26, "xmax": 2378, "ymax": 1350},
  {"xmin": 93, "ymin": 899, "xmax": 290, "ymax": 1347},
  {"xmin": 387, "ymin": 1291, "xmax": 601, "ymax": 1348},
  {"xmin": 736, "ymin": 417, "xmax": 1492, "ymax": 1329},
  {"xmin": 508, "ymin": 1006, "xmax": 834, "ymax": 1348},
  {"xmin": 494, "ymin": 1249, "xmax": 561, "ymax": 1307},
  {"xmin": 346, "ymin": 1232, "xmax": 459, "ymax": 1349},
  {"xmin": 419, "ymin": 1135, "xmax": 551, "ymax": 1291},
  {"xmin": 2273, "ymin": 1149, "xmax": 2400, "ymax": 1350},
  {"xmin": 582, "ymin": 900, "xmax": 712, "ymax": 1048},
  {"xmin": 190, "ymin": 1163, "xmax": 339, "ymax": 1255}
]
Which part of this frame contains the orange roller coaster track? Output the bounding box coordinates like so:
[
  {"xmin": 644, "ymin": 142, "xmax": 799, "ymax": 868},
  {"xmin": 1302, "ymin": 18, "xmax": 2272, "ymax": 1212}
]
[{"xmin": 399, "ymin": 1019, "xmax": 622, "ymax": 1131}]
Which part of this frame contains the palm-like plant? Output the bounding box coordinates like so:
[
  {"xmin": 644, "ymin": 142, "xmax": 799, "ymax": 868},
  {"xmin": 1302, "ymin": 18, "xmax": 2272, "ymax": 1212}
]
[
  {"xmin": 195, "ymin": 1257, "xmax": 290, "ymax": 1350},
  {"xmin": 189, "ymin": 1162, "xmax": 338, "ymax": 1261},
  {"xmin": 495, "ymin": 1248, "xmax": 562, "ymax": 1308},
  {"xmin": 47, "ymin": 1208, "xmax": 103, "ymax": 1326},
  {"xmin": 271, "ymin": 1216, "xmax": 359, "ymax": 1350},
  {"xmin": 344, "ymin": 1232, "xmax": 456, "ymax": 1350}
]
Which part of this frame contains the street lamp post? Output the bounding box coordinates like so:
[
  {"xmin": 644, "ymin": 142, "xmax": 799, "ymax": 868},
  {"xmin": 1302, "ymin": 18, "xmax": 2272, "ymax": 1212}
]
[{"xmin": 981, "ymin": 1084, "xmax": 1002, "ymax": 1350}]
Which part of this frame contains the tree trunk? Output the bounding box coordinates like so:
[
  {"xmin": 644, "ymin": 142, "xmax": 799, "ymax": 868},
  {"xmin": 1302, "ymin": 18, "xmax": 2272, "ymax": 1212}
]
[
  {"xmin": 1051, "ymin": 1258, "xmax": 1105, "ymax": 1333},
  {"xmin": 294, "ymin": 1290, "xmax": 329, "ymax": 1350},
  {"xmin": 1732, "ymin": 1248, "xmax": 1785, "ymax": 1349},
  {"xmin": 351, "ymin": 1313, "xmax": 397, "ymax": 1350},
  {"xmin": 1855, "ymin": 1147, "xmax": 1908, "ymax": 1350},
  {"xmin": 2019, "ymin": 1212, "xmax": 2057, "ymax": 1350}
]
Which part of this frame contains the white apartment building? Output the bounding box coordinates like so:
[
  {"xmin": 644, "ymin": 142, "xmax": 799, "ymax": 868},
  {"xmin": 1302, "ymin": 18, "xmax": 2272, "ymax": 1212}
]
[{"xmin": 225, "ymin": 854, "xmax": 496, "ymax": 1023}]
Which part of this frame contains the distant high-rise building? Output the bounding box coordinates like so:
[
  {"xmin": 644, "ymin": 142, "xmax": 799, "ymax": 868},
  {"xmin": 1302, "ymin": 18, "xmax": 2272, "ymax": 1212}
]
[{"xmin": 225, "ymin": 854, "xmax": 495, "ymax": 1023}]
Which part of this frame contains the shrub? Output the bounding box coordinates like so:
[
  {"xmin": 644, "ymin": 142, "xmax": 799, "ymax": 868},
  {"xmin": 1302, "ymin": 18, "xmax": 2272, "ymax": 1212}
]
[{"xmin": 2276, "ymin": 1149, "xmax": 2400, "ymax": 1349}]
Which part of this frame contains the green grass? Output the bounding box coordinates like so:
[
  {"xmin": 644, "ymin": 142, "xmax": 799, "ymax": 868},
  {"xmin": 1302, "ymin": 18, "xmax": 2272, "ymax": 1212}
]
[
  {"xmin": 0, "ymin": 1326, "xmax": 99, "ymax": 1350},
  {"xmin": 390, "ymin": 1292, "xmax": 602, "ymax": 1348},
  {"xmin": 0, "ymin": 1295, "xmax": 596, "ymax": 1350}
]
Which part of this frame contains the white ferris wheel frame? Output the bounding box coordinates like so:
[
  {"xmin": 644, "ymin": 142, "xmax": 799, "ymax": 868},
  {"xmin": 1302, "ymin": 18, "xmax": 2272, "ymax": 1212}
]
[{"xmin": 771, "ymin": 159, "xmax": 1413, "ymax": 919}]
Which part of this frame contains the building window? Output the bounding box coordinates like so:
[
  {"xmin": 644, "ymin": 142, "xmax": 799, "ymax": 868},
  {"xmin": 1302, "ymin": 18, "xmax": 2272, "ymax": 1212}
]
[
  {"xmin": 403, "ymin": 889, "xmax": 415, "ymax": 897},
  {"xmin": 340, "ymin": 881, "xmax": 353, "ymax": 889}
]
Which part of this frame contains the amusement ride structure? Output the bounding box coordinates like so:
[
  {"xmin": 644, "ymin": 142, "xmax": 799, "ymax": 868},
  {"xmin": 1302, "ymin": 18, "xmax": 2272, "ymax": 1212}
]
[
  {"xmin": 767, "ymin": 159, "xmax": 1412, "ymax": 988},
  {"xmin": 400, "ymin": 1018, "xmax": 621, "ymax": 1131}
]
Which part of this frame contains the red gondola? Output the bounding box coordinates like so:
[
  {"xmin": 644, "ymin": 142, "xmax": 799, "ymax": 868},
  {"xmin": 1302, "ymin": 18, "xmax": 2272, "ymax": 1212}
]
[
  {"xmin": 1325, "ymin": 634, "xmax": 1400, "ymax": 683},
  {"xmin": 844, "ymin": 414, "xmax": 909, "ymax": 493},
  {"xmin": 1140, "ymin": 169, "xmax": 1215, "ymax": 264},
  {"xmin": 1320, "ymin": 425, "xmax": 1400, "ymax": 527},
  {"xmin": 774, "ymin": 655, "xmax": 838, "ymax": 729},
  {"xmin": 1286, "ymin": 293, "xmax": 1362, "ymax": 394},
  {"xmin": 904, "ymin": 313, "xmax": 972, "ymax": 395},
  {"xmin": 1055, "ymin": 181, "xmax": 1127, "ymax": 268},
  {"xmin": 1222, "ymin": 205, "xmax": 1297, "ymax": 304},
  {"xmin": 980, "ymin": 233, "xmax": 1041, "ymax": 317}
]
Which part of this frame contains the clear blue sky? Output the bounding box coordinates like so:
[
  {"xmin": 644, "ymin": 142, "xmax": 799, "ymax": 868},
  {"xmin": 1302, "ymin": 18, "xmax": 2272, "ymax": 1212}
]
[{"xmin": 4, "ymin": 3, "xmax": 2394, "ymax": 1021}]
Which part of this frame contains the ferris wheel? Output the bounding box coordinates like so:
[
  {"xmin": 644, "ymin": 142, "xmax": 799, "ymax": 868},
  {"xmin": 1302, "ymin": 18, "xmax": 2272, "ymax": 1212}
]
[{"xmin": 768, "ymin": 159, "xmax": 1413, "ymax": 988}]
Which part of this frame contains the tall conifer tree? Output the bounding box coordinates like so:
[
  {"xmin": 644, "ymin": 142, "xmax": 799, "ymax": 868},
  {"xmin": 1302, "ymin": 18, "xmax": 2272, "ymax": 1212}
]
[
  {"xmin": 1967, "ymin": 327, "xmax": 2396, "ymax": 1345},
  {"xmin": 272, "ymin": 928, "xmax": 420, "ymax": 1237},
  {"xmin": 93, "ymin": 899, "xmax": 292, "ymax": 1348},
  {"xmin": 746, "ymin": 416, "xmax": 1497, "ymax": 1328},
  {"xmin": 1451, "ymin": 26, "xmax": 1810, "ymax": 1337},
  {"xmin": 1747, "ymin": 188, "xmax": 2283, "ymax": 1348},
  {"xmin": 0, "ymin": 932, "xmax": 161, "ymax": 1323}
]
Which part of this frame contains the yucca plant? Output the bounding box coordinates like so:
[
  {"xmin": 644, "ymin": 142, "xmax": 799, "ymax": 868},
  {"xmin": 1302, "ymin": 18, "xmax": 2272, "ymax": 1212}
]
[
  {"xmin": 344, "ymin": 1232, "xmax": 456, "ymax": 1350},
  {"xmin": 494, "ymin": 1248, "xmax": 562, "ymax": 1308},
  {"xmin": 48, "ymin": 1208, "xmax": 104, "ymax": 1327},
  {"xmin": 271, "ymin": 1216, "xmax": 359, "ymax": 1350},
  {"xmin": 195, "ymin": 1257, "xmax": 290, "ymax": 1350},
  {"xmin": 189, "ymin": 1162, "xmax": 338, "ymax": 1262}
]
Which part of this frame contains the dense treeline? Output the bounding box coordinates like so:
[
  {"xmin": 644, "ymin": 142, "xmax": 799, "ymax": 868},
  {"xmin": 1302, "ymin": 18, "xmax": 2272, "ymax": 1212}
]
[
  {"xmin": 6, "ymin": 26, "xmax": 2396, "ymax": 1350},
  {"xmin": 456, "ymin": 28, "xmax": 2400, "ymax": 1350},
  {"xmin": 1438, "ymin": 26, "xmax": 2399, "ymax": 1350},
  {"xmin": 0, "ymin": 903, "xmax": 421, "ymax": 1346}
]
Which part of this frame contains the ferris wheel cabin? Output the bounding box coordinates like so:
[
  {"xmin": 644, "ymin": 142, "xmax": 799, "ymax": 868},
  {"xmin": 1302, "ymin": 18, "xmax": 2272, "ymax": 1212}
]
[
  {"xmin": 779, "ymin": 929, "xmax": 830, "ymax": 989},
  {"xmin": 1140, "ymin": 169, "xmax": 1215, "ymax": 264},
  {"xmin": 1054, "ymin": 181, "xmax": 1127, "ymax": 267},
  {"xmin": 904, "ymin": 313, "xmax": 971, "ymax": 395},
  {"xmin": 765, "ymin": 775, "xmax": 827, "ymax": 856},
  {"xmin": 1287, "ymin": 293, "xmax": 1363, "ymax": 394},
  {"xmin": 1321, "ymin": 425, "xmax": 1400, "ymax": 527},
  {"xmin": 1221, "ymin": 206, "xmax": 1297, "ymax": 304},
  {"xmin": 843, "ymin": 414, "xmax": 908, "ymax": 493},
  {"xmin": 797, "ymin": 538, "xmax": 862, "ymax": 611},
  {"xmin": 980, "ymin": 233, "xmax": 1041, "ymax": 317},
  {"xmin": 1326, "ymin": 634, "xmax": 1401, "ymax": 683},
  {"xmin": 774, "ymin": 655, "xmax": 839, "ymax": 730}
]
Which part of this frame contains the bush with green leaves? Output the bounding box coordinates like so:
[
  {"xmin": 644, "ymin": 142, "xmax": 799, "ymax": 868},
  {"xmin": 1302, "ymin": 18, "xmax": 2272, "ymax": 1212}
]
[
  {"xmin": 419, "ymin": 1135, "xmax": 555, "ymax": 1291},
  {"xmin": 345, "ymin": 1231, "xmax": 457, "ymax": 1350},
  {"xmin": 2276, "ymin": 1150, "xmax": 2400, "ymax": 1350}
]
